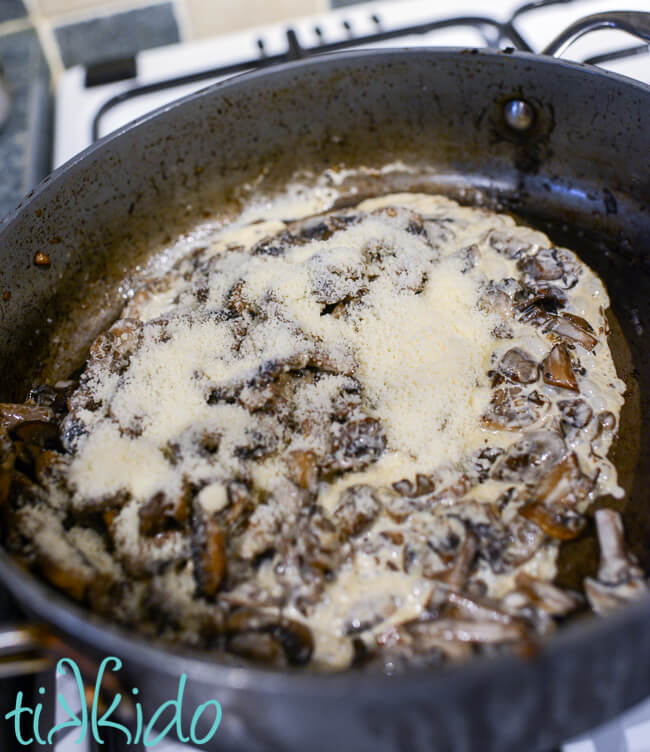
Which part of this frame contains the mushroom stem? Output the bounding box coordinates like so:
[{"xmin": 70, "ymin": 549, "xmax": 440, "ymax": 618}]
[{"xmin": 594, "ymin": 508, "xmax": 643, "ymax": 585}]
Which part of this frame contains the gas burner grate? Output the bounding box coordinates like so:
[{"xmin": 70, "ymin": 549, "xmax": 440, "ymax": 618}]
[{"xmin": 87, "ymin": 0, "xmax": 650, "ymax": 143}]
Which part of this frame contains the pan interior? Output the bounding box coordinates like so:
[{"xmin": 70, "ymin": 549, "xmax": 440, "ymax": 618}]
[{"xmin": 0, "ymin": 49, "xmax": 648, "ymax": 640}]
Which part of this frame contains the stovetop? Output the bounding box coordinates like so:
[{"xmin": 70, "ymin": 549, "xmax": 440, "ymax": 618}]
[
  {"xmin": 54, "ymin": 0, "xmax": 650, "ymax": 167},
  {"xmin": 51, "ymin": 1, "xmax": 650, "ymax": 750}
]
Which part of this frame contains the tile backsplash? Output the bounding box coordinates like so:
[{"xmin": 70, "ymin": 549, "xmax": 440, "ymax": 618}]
[
  {"xmin": 1, "ymin": 0, "xmax": 331, "ymax": 81},
  {"xmin": 53, "ymin": 2, "xmax": 179, "ymax": 67},
  {"xmin": 183, "ymin": 0, "xmax": 327, "ymax": 38},
  {"xmin": 0, "ymin": 0, "xmax": 27, "ymax": 23}
]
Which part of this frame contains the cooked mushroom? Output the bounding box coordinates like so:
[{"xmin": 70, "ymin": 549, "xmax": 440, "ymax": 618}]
[
  {"xmin": 482, "ymin": 386, "xmax": 548, "ymax": 430},
  {"xmin": 584, "ymin": 578, "xmax": 648, "ymax": 616},
  {"xmin": 404, "ymin": 617, "xmax": 525, "ymax": 645},
  {"xmin": 334, "ymin": 485, "xmax": 381, "ymax": 538},
  {"xmin": 531, "ymin": 453, "xmax": 595, "ymax": 507},
  {"xmin": 270, "ymin": 618, "xmax": 314, "ymax": 665},
  {"xmin": 584, "ymin": 512, "xmax": 648, "ymax": 614},
  {"xmin": 518, "ymin": 502, "xmax": 586, "ymax": 540},
  {"xmin": 191, "ymin": 509, "xmax": 227, "ymax": 598},
  {"xmin": 392, "ymin": 473, "xmax": 436, "ymax": 498},
  {"xmin": 545, "ymin": 314, "xmax": 598, "ymax": 351},
  {"xmin": 492, "ymin": 430, "xmax": 566, "ymax": 484},
  {"xmin": 286, "ymin": 450, "xmax": 319, "ymax": 493},
  {"xmin": 515, "ymin": 573, "xmax": 580, "ymax": 616},
  {"xmin": 441, "ymin": 531, "xmax": 478, "ymax": 590},
  {"xmin": 594, "ymin": 509, "xmax": 644, "ymax": 585},
  {"xmin": 515, "ymin": 284, "xmax": 567, "ymax": 311},
  {"xmin": 478, "ymin": 289, "xmax": 513, "ymax": 317},
  {"xmin": 445, "ymin": 591, "xmax": 517, "ymax": 626},
  {"xmin": 327, "ymin": 417, "xmax": 386, "ymax": 472},
  {"xmin": 0, "ymin": 404, "xmax": 55, "ymax": 432},
  {"xmin": 501, "ymin": 516, "xmax": 546, "ymax": 567},
  {"xmin": 489, "ymin": 230, "xmax": 531, "ymax": 259},
  {"xmin": 228, "ymin": 632, "xmax": 283, "ymax": 664},
  {"xmin": 139, "ymin": 490, "xmax": 190, "ymax": 537},
  {"xmin": 558, "ymin": 399, "xmax": 593, "ymax": 435},
  {"xmin": 541, "ymin": 344, "xmax": 579, "ymax": 392},
  {"xmin": 225, "ymin": 610, "xmax": 313, "ymax": 666},
  {"xmin": 520, "ymin": 248, "xmax": 578, "ymax": 288},
  {"xmin": 13, "ymin": 420, "xmax": 59, "ymax": 447},
  {"xmin": 498, "ymin": 348, "xmax": 538, "ymax": 384}
]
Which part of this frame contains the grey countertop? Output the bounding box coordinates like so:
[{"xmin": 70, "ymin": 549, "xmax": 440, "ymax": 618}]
[
  {"xmin": 0, "ymin": 1, "xmax": 180, "ymax": 223},
  {"xmin": 0, "ymin": 26, "xmax": 50, "ymax": 222}
]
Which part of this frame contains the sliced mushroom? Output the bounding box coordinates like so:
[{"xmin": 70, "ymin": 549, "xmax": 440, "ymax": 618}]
[
  {"xmin": 289, "ymin": 211, "xmax": 358, "ymax": 243},
  {"xmin": 478, "ymin": 289, "xmax": 513, "ymax": 317},
  {"xmin": 583, "ymin": 578, "xmax": 648, "ymax": 616},
  {"xmin": 440, "ymin": 531, "xmax": 478, "ymax": 590},
  {"xmin": 392, "ymin": 473, "xmax": 436, "ymax": 498},
  {"xmin": 41, "ymin": 560, "xmax": 90, "ymax": 601},
  {"xmin": 327, "ymin": 417, "xmax": 386, "ymax": 472},
  {"xmin": 482, "ymin": 386, "xmax": 548, "ymax": 430},
  {"xmin": 404, "ymin": 617, "xmax": 524, "ymax": 645},
  {"xmin": 458, "ymin": 244, "xmax": 479, "ymax": 273},
  {"xmin": 520, "ymin": 248, "xmax": 578, "ymax": 288},
  {"xmin": 228, "ymin": 632, "xmax": 283, "ymax": 664},
  {"xmin": 594, "ymin": 509, "xmax": 644, "ymax": 585},
  {"xmin": 34, "ymin": 449, "xmax": 65, "ymax": 486},
  {"xmin": 0, "ymin": 404, "xmax": 55, "ymax": 432},
  {"xmin": 515, "ymin": 284, "xmax": 567, "ymax": 312},
  {"xmin": 333, "ymin": 485, "xmax": 381, "ymax": 538},
  {"xmin": 13, "ymin": 420, "xmax": 59, "ymax": 447},
  {"xmin": 545, "ymin": 314, "xmax": 598, "ymax": 351},
  {"xmin": 515, "ymin": 573, "xmax": 580, "ymax": 616},
  {"xmin": 492, "ymin": 430, "xmax": 566, "ymax": 484},
  {"xmin": 501, "ymin": 516, "xmax": 546, "ymax": 567},
  {"xmin": 531, "ymin": 453, "xmax": 595, "ymax": 507},
  {"xmin": 498, "ymin": 348, "xmax": 538, "ymax": 384},
  {"xmin": 584, "ymin": 511, "xmax": 649, "ymax": 615},
  {"xmin": 518, "ymin": 502, "xmax": 586, "ymax": 540},
  {"xmin": 445, "ymin": 591, "xmax": 516, "ymax": 626},
  {"xmin": 558, "ymin": 399, "xmax": 593, "ymax": 435},
  {"xmin": 286, "ymin": 450, "xmax": 318, "ymax": 493},
  {"xmin": 223, "ymin": 480, "xmax": 255, "ymax": 528},
  {"xmin": 139, "ymin": 489, "xmax": 190, "ymax": 537},
  {"xmin": 489, "ymin": 230, "xmax": 531, "ymax": 259},
  {"xmin": 541, "ymin": 344, "xmax": 579, "ymax": 392},
  {"xmin": 270, "ymin": 618, "xmax": 314, "ymax": 665},
  {"xmin": 225, "ymin": 610, "xmax": 313, "ymax": 666},
  {"xmin": 191, "ymin": 509, "xmax": 227, "ymax": 598}
]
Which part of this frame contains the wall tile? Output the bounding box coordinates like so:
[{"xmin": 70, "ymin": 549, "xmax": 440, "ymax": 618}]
[
  {"xmin": 0, "ymin": 0, "xmax": 28, "ymax": 23},
  {"xmin": 53, "ymin": 2, "xmax": 179, "ymax": 67},
  {"xmin": 184, "ymin": 0, "xmax": 328, "ymax": 39},
  {"xmin": 33, "ymin": 0, "xmax": 123, "ymax": 18}
]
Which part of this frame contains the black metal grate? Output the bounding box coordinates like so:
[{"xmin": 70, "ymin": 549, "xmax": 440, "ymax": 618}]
[{"xmin": 89, "ymin": 0, "xmax": 649, "ymax": 142}]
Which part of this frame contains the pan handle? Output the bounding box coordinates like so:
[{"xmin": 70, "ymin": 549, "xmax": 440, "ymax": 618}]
[{"xmin": 542, "ymin": 11, "xmax": 650, "ymax": 58}]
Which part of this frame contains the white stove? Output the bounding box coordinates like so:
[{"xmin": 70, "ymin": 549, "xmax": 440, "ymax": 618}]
[
  {"xmin": 52, "ymin": 2, "xmax": 650, "ymax": 750},
  {"xmin": 54, "ymin": 0, "xmax": 650, "ymax": 167}
]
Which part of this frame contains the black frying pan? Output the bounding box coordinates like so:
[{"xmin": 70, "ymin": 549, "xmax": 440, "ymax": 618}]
[{"xmin": 0, "ymin": 12, "xmax": 649, "ymax": 751}]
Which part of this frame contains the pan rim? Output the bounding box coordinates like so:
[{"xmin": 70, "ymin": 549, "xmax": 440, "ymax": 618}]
[{"xmin": 2, "ymin": 44, "xmax": 649, "ymax": 233}]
